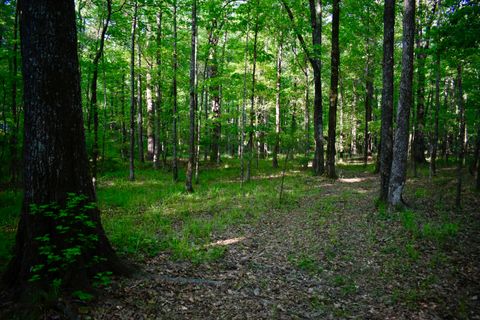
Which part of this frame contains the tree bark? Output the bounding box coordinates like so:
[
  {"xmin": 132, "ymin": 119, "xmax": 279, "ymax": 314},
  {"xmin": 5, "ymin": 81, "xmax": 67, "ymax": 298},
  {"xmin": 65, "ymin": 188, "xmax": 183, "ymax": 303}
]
[
  {"xmin": 430, "ymin": 52, "xmax": 440, "ymax": 177},
  {"xmin": 246, "ymin": 14, "xmax": 259, "ymax": 182},
  {"xmin": 388, "ymin": 0, "xmax": 415, "ymax": 207},
  {"xmin": 186, "ymin": 0, "xmax": 197, "ymax": 193},
  {"xmin": 172, "ymin": 0, "xmax": 179, "ymax": 182},
  {"xmin": 273, "ymin": 40, "xmax": 282, "ymax": 169},
  {"xmin": 90, "ymin": 0, "xmax": 112, "ymax": 184},
  {"xmin": 326, "ymin": 0, "xmax": 340, "ymax": 179},
  {"xmin": 455, "ymin": 64, "xmax": 465, "ymax": 209},
  {"xmin": 379, "ymin": 0, "xmax": 395, "ymax": 202},
  {"xmin": 137, "ymin": 38, "xmax": 144, "ymax": 163},
  {"xmin": 129, "ymin": 1, "xmax": 138, "ymax": 181},
  {"xmin": 3, "ymin": 0, "xmax": 129, "ymax": 292},
  {"xmin": 154, "ymin": 12, "xmax": 163, "ymax": 169},
  {"xmin": 364, "ymin": 44, "xmax": 374, "ymax": 166},
  {"xmin": 146, "ymin": 69, "xmax": 155, "ymax": 161}
]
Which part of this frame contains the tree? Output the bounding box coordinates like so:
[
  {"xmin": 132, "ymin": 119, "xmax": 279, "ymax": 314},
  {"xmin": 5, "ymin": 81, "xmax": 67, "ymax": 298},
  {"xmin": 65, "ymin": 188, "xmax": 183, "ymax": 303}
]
[
  {"xmin": 172, "ymin": 0, "xmax": 179, "ymax": 182},
  {"xmin": 388, "ymin": 0, "xmax": 415, "ymax": 207},
  {"xmin": 379, "ymin": 0, "xmax": 395, "ymax": 202},
  {"xmin": 455, "ymin": 63, "xmax": 465, "ymax": 209},
  {"xmin": 282, "ymin": 0, "xmax": 324, "ymax": 175},
  {"xmin": 2, "ymin": 0, "xmax": 128, "ymax": 292},
  {"xmin": 272, "ymin": 39, "xmax": 282, "ymax": 169},
  {"xmin": 326, "ymin": 0, "xmax": 340, "ymax": 179},
  {"xmin": 129, "ymin": 1, "xmax": 138, "ymax": 181},
  {"xmin": 186, "ymin": 0, "xmax": 198, "ymax": 193}
]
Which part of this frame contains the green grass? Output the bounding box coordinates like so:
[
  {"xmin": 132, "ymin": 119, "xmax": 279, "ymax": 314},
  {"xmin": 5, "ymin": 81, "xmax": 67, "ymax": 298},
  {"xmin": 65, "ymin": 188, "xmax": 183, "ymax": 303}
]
[{"xmin": 0, "ymin": 157, "xmax": 315, "ymax": 271}]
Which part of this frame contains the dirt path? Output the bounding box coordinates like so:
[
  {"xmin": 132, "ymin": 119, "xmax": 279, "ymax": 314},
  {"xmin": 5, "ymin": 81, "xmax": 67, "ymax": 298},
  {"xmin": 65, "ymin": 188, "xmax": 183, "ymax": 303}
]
[{"xmin": 89, "ymin": 170, "xmax": 480, "ymax": 319}]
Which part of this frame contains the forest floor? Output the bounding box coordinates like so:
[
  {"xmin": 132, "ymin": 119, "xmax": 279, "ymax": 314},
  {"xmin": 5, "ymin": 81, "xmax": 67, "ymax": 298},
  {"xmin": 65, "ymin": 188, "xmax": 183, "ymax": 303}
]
[
  {"xmin": 86, "ymin": 161, "xmax": 479, "ymax": 320},
  {"xmin": 1, "ymin": 160, "xmax": 480, "ymax": 319}
]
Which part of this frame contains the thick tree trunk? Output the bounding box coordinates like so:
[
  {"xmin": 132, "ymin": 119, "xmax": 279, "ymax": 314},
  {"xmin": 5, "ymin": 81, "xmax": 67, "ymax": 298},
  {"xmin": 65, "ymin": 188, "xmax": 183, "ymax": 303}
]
[
  {"xmin": 129, "ymin": 1, "xmax": 138, "ymax": 181},
  {"xmin": 90, "ymin": 0, "xmax": 112, "ymax": 183},
  {"xmin": 3, "ymin": 0, "xmax": 128, "ymax": 292},
  {"xmin": 273, "ymin": 40, "xmax": 282, "ymax": 169},
  {"xmin": 186, "ymin": 0, "xmax": 197, "ymax": 193},
  {"xmin": 430, "ymin": 53, "xmax": 440, "ymax": 177},
  {"xmin": 172, "ymin": 0, "xmax": 179, "ymax": 182},
  {"xmin": 379, "ymin": 0, "xmax": 395, "ymax": 202},
  {"xmin": 326, "ymin": 0, "xmax": 340, "ymax": 179},
  {"xmin": 388, "ymin": 0, "xmax": 415, "ymax": 207},
  {"xmin": 455, "ymin": 64, "xmax": 465, "ymax": 209}
]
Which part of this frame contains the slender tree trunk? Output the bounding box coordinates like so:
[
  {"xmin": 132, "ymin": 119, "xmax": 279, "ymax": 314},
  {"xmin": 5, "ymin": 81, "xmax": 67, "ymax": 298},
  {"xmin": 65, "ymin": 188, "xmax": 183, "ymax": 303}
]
[
  {"xmin": 240, "ymin": 25, "xmax": 250, "ymax": 185},
  {"xmin": 455, "ymin": 64, "xmax": 465, "ymax": 209},
  {"xmin": 129, "ymin": 1, "xmax": 137, "ymax": 181},
  {"xmin": 351, "ymin": 81, "xmax": 359, "ymax": 156},
  {"xmin": 246, "ymin": 15, "xmax": 259, "ymax": 182},
  {"xmin": 3, "ymin": 0, "xmax": 129, "ymax": 292},
  {"xmin": 364, "ymin": 50, "xmax": 374, "ymax": 166},
  {"xmin": 380, "ymin": 0, "xmax": 395, "ymax": 202},
  {"xmin": 388, "ymin": 0, "xmax": 415, "ymax": 207},
  {"xmin": 186, "ymin": 0, "xmax": 197, "ymax": 193},
  {"xmin": 137, "ymin": 40, "xmax": 144, "ymax": 163},
  {"xmin": 121, "ymin": 75, "xmax": 127, "ymax": 160},
  {"xmin": 273, "ymin": 40, "xmax": 282, "ymax": 169},
  {"xmin": 172, "ymin": 0, "xmax": 179, "ymax": 182},
  {"xmin": 310, "ymin": 0, "xmax": 324, "ymax": 175},
  {"xmin": 90, "ymin": 0, "xmax": 112, "ymax": 183},
  {"xmin": 326, "ymin": 0, "xmax": 340, "ymax": 179},
  {"xmin": 208, "ymin": 28, "xmax": 221, "ymax": 164},
  {"xmin": 430, "ymin": 52, "xmax": 440, "ymax": 177},
  {"xmin": 9, "ymin": 8, "xmax": 18, "ymax": 186},
  {"xmin": 304, "ymin": 63, "xmax": 310, "ymax": 165},
  {"xmin": 154, "ymin": 12, "xmax": 163, "ymax": 169},
  {"xmin": 146, "ymin": 69, "xmax": 155, "ymax": 161}
]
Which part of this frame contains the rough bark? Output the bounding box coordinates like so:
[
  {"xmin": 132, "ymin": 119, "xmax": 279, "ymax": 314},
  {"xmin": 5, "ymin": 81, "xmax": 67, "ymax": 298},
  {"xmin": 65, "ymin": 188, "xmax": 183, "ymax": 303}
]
[
  {"xmin": 326, "ymin": 0, "xmax": 340, "ymax": 179},
  {"xmin": 379, "ymin": 0, "xmax": 395, "ymax": 202},
  {"xmin": 186, "ymin": 0, "xmax": 197, "ymax": 193},
  {"xmin": 3, "ymin": 0, "xmax": 129, "ymax": 293},
  {"xmin": 388, "ymin": 0, "xmax": 415, "ymax": 207}
]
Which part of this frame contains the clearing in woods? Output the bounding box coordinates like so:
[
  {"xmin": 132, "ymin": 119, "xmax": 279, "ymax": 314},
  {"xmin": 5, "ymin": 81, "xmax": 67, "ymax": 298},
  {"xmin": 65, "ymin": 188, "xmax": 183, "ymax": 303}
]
[{"xmin": 83, "ymin": 162, "xmax": 480, "ymax": 319}]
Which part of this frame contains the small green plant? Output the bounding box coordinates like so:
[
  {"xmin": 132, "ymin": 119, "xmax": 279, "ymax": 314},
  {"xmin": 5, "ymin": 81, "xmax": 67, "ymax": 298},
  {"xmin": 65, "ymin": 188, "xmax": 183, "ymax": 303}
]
[{"xmin": 28, "ymin": 193, "xmax": 110, "ymax": 299}]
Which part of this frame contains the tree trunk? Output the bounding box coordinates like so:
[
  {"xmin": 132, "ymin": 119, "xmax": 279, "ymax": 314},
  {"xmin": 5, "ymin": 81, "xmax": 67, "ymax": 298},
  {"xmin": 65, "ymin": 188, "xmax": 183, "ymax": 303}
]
[
  {"xmin": 3, "ymin": 0, "xmax": 129, "ymax": 292},
  {"xmin": 209, "ymin": 28, "xmax": 220, "ymax": 164},
  {"xmin": 326, "ymin": 0, "xmax": 340, "ymax": 179},
  {"xmin": 430, "ymin": 52, "xmax": 440, "ymax": 177},
  {"xmin": 172, "ymin": 0, "xmax": 179, "ymax": 182},
  {"xmin": 146, "ymin": 69, "xmax": 155, "ymax": 161},
  {"xmin": 309, "ymin": 0, "xmax": 324, "ymax": 176},
  {"xmin": 364, "ymin": 49, "xmax": 374, "ymax": 166},
  {"xmin": 186, "ymin": 0, "xmax": 197, "ymax": 193},
  {"xmin": 273, "ymin": 40, "xmax": 282, "ymax": 169},
  {"xmin": 129, "ymin": 1, "xmax": 137, "ymax": 181},
  {"xmin": 388, "ymin": 0, "xmax": 415, "ymax": 207},
  {"xmin": 379, "ymin": 0, "xmax": 395, "ymax": 202},
  {"xmin": 154, "ymin": 12, "xmax": 163, "ymax": 169},
  {"xmin": 9, "ymin": 8, "xmax": 19, "ymax": 186},
  {"xmin": 455, "ymin": 64, "xmax": 465, "ymax": 209},
  {"xmin": 282, "ymin": 0, "xmax": 324, "ymax": 175},
  {"xmin": 137, "ymin": 39, "xmax": 144, "ymax": 163},
  {"xmin": 121, "ymin": 75, "xmax": 127, "ymax": 160},
  {"xmin": 246, "ymin": 14, "xmax": 259, "ymax": 182},
  {"xmin": 240, "ymin": 25, "xmax": 250, "ymax": 185},
  {"xmin": 90, "ymin": 0, "xmax": 112, "ymax": 183}
]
